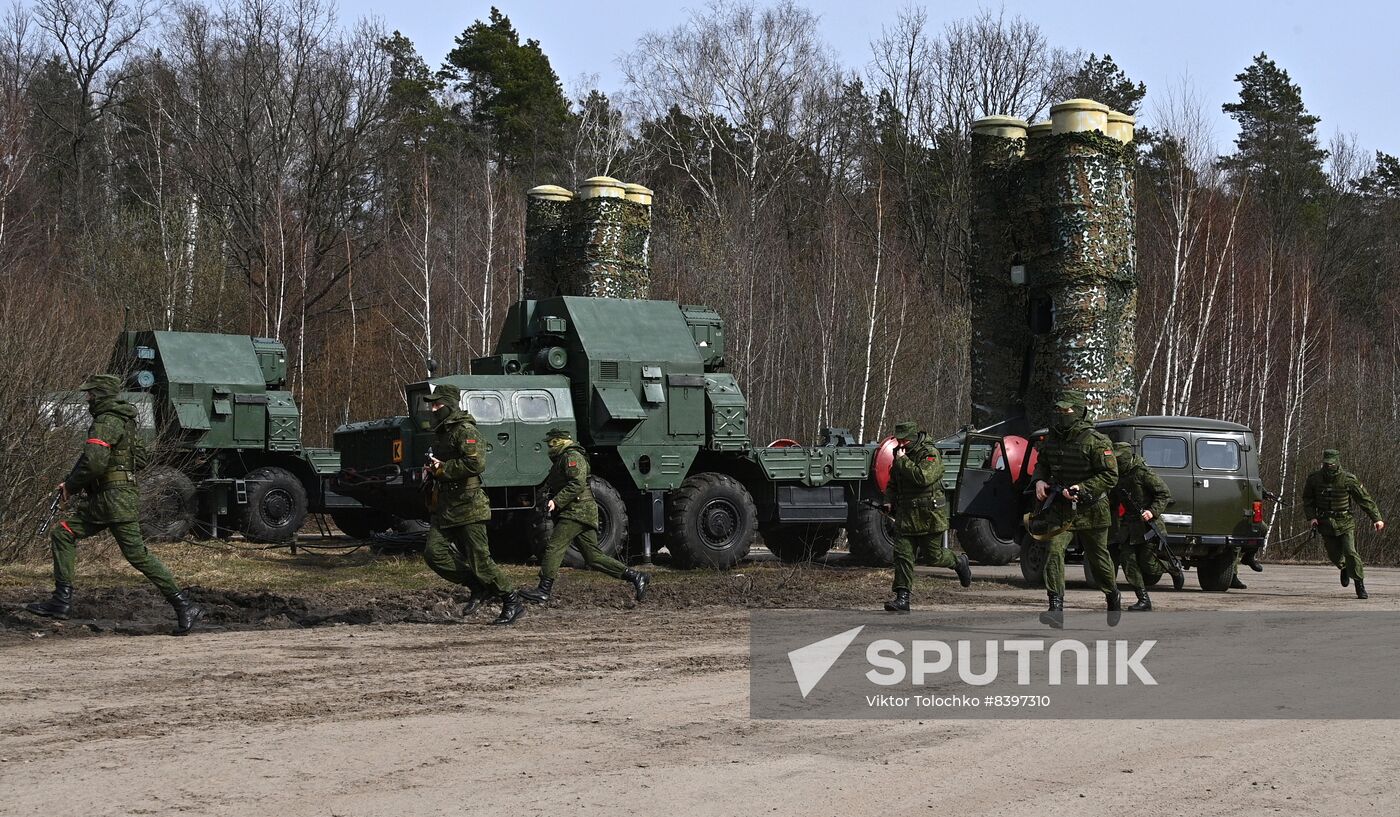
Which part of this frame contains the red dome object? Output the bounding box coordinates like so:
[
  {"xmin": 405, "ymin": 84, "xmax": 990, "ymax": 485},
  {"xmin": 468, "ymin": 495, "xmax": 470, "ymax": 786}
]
[
  {"xmin": 767, "ymin": 438, "xmax": 801, "ymax": 448},
  {"xmin": 993, "ymin": 435, "xmax": 1034, "ymax": 481},
  {"xmin": 874, "ymin": 436, "xmax": 899, "ymax": 493}
]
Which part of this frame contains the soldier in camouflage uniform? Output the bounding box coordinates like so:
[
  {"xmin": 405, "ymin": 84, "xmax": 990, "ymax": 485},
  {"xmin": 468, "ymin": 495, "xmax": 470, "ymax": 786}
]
[
  {"xmin": 520, "ymin": 428, "xmax": 649, "ymax": 604},
  {"xmin": 26, "ymin": 374, "xmax": 203, "ymax": 635},
  {"xmin": 1303, "ymin": 449, "xmax": 1384, "ymax": 599},
  {"xmin": 1031, "ymin": 391, "xmax": 1121, "ymax": 628},
  {"xmin": 882, "ymin": 421, "xmax": 972, "ymax": 613},
  {"xmin": 421, "ymin": 385, "xmax": 523, "ymax": 625},
  {"xmin": 1110, "ymin": 441, "xmax": 1184, "ymax": 612}
]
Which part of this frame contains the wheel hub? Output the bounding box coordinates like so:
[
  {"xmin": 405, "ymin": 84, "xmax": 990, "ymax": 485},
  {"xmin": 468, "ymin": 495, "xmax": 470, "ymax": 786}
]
[
  {"xmin": 700, "ymin": 500, "xmax": 738, "ymax": 546},
  {"xmin": 263, "ymin": 488, "xmax": 293, "ymax": 525}
]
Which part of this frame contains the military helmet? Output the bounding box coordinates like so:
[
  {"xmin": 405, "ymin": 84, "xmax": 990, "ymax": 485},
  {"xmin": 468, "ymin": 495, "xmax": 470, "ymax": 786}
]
[
  {"xmin": 892, "ymin": 421, "xmax": 920, "ymax": 440},
  {"xmin": 1024, "ymin": 499, "xmax": 1075, "ymax": 541},
  {"xmin": 1052, "ymin": 390, "xmax": 1086, "ymax": 410},
  {"xmin": 544, "ymin": 427, "xmax": 572, "ymax": 442},
  {"xmin": 421, "ymin": 383, "xmax": 461, "ymax": 405},
  {"xmin": 79, "ymin": 373, "xmax": 122, "ymax": 396},
  {"xmin": 1322, "ymin": 449, "xmax": 1340, "ymax": 464}
]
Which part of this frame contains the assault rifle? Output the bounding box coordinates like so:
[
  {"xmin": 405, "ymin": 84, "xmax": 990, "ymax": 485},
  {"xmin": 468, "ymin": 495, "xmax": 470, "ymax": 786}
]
[
  {"xmin": 36, "ymin": 488, "xmax": 63, "ymax": 536},
  {"xmin": 1113, "ymin": 488, "xmax": 1185, "ymax": 577}
]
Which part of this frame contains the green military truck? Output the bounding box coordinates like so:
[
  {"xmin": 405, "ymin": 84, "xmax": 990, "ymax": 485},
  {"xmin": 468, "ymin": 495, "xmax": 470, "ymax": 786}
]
[
  {"xmin": 43, "ymin": 331, "xmax": 359, "ymax": 542},
  {"xmin": 333, "ymin": 297, "xmax": 884, "ymax": 568}
]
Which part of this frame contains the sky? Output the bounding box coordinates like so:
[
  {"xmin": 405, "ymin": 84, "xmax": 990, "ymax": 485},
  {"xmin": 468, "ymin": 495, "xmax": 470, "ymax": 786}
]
[{"xmin": 338, "ymin": 0, "xmax": 1400, "ymax": 160}]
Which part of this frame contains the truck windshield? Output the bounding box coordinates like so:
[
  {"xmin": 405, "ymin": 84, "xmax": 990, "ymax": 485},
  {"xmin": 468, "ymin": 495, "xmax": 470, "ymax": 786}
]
[{"xmin": 411, "ymin": 390, "xmax": 505, "ymax": 428}]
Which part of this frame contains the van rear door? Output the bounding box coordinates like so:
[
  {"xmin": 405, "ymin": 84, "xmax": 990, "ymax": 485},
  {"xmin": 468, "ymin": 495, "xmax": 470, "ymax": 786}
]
[
  {"xmin": 1138, "ymin": 432, "xmax": 1194, "ymax": 535},
  {"xmin": 1191, "ymin": 432, "xmax": 1254, "ymax": 539}
]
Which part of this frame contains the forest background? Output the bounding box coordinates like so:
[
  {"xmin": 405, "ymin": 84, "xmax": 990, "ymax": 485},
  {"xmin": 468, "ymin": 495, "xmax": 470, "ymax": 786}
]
[{"xmin": 2, "ymin": 0, "xmax": 1395, "ymax": 562}]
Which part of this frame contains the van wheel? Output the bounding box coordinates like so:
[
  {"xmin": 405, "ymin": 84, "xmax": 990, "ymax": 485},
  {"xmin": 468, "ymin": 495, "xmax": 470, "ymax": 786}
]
[
  {"xmin": 558, "ymin": 477, "xmax": 629, "ymax": 569},
  {"xmin": 762, "ymin": 525, "xmax": 840, "ymax": 563},
  {"xmin": 138, "ymin": 465, "xmax": 197, "ymax": 542},
  {"xmin": 667, "ymin": 473, "xmax": 757, "ymax": 569},
  {"xmin": 846, "ymin": 501, "xmax": 896, "ymax": 566},
  {"xmin": 235, "ymin": 466, "xmax": 308, "ymax": 543},
  {"xmin": 958, "ymin": 517, "xmax": 1020, "ymax": 565},
  {"xmin": 1019, "ymin": 535, "xmax": 1047, "ymax": 587},
  {"xmin": 1197, "ymin": 553, "xmax": 1235, "ymax": 592}
]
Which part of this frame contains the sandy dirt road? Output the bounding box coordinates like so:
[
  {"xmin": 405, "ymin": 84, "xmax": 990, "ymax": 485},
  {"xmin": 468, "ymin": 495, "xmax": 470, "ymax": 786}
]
[{"xmin": 1, "ymin": 562, "xmax": 1395, "ymax": 816}]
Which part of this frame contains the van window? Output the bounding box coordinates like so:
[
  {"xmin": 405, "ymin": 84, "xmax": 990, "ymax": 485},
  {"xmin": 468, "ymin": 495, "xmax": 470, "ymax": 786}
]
[
  {"xmin": 465, "ymin": 393, "xmax": 505, "ymax": 424},
  {"xmin": 1142, "ymin": 435, "xmax": 1188, "ymax": 469},
  {"xmin": 514, "ymin": 391, "xmax": 555, "ymax": 423},
  {"xmin": 1196, "ymin": 438, "xmax": 1240, "ymax": 471}
]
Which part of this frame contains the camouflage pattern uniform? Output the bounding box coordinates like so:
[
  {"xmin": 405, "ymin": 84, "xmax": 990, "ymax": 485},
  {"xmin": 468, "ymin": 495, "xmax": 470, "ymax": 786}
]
[
  {"xmin": 26, "ymin": 374, "xmax": 202, "ymax": 634},
  {"xmin": 1031, "ymin": 391, "xmax": 1120, "ymax": 625},
  {"xmin": 883, "ymin": 421, "xmax": 971, "ymax": 612},
  {"xmin": 521, "ymin": 429, "xmax": 648, "ymax": 604},
  {"xmin": 1111, "ymin": 441, "xmax": 1180, "ymax": 608},
  {"xmin": 421, "ymin": 385, "xmax": 521, "ymax": 623},
  {"xmin": 1303, "ymin": 449, "xmax": 1383, "ymax": 599}
]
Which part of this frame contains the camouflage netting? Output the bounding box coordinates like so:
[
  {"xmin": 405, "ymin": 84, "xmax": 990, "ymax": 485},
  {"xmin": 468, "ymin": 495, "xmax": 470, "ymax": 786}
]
[
  {"xmin": 1021, "ymin": 131, "xmax": 1137, "ymax": 426},
  {"xmin": 524, "ymin": 194, "xmax": 572, "ymax": 298},
  {"xmin": 524, "ymin": 188, "xmax": 652, "ymax": 300},
  {"xmin": 969, "ymin": 132, "xmax": 1031, "ymax": 427}
]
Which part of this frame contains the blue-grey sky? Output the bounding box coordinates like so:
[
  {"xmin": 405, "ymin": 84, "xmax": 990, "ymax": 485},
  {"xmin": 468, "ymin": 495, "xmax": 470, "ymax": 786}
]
[{"xmin": 339, "ymin": 0, "xmax": 1399, "ymax": 159}]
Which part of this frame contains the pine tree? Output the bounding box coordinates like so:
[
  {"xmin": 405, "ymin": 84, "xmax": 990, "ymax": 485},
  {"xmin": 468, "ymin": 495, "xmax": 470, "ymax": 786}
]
[
  {"xmin": 1220, "ymin": 53, "xmax": 1328, "ymax": 243},
  {"xmin": 1062, "ymin": 54, "xmax": 1146, "ymax": 115}
]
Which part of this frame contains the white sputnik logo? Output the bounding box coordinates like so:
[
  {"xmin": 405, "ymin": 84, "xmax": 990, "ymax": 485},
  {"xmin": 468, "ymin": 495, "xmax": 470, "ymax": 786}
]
[{"xmin": 788, "ymin": 626, "xmax": 865, "ymax": 699}]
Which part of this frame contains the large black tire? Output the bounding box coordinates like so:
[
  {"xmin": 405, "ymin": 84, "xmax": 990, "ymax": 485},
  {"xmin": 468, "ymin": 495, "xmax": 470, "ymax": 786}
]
[
  {"xmin": 560, "ymin": 476, "xmax": 630, "ymax": 569},
  {"xmin": 762, "ymin": 525, "xmax": 841, "ymax": 563},
  {"xmin": 235, "ymin": 466, "xmax": 308, "ymax": 543},
  {"xmin": 1019, "ymin": 536, "xmax": 1047, "ymax": 587},
  {"xmin": 138, "ymin": 465, "xmax": 196, "ymax": 542},
  {"xmin": 666, "ymin": 473, "xmax": 758, "ymax": 569},
  {"xmin": 958, "ymin": 517, "xmax": 1020, "ymax": 565},
  {"xmin": 330, "ymin": 508, "xmax": 399, "ymax": 541},
  {"xmin": 1197, "ymin": 552, "xmax": 1235, "ymax": 592},
  {"xmin": 846, "ymin": 503, "xmax": 896, "ymax": 566}
]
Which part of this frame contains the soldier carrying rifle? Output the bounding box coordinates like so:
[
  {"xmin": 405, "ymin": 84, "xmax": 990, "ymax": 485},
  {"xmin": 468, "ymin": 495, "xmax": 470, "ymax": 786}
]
[{"xmin": 1110, "ymin": 440, "xmax": 1185, "ymax": 611}]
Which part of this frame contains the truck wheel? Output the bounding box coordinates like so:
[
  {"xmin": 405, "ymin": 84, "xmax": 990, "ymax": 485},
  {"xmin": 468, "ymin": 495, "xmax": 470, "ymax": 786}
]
[
  {"xmin": 762, "ymin": 525, "xmax": 840, "ymax": 563},
  {"xmin": 1197, "ymin": 553, "xmax": 1235, "ymax": 592},
  {"xmin": 1019, "ymin": 536, "xmax": 1047, "ymax": 587},
  {"xmin": 560, "ymin": 477, "xmax": 631, "ymax": 569},
  {"xmin": 667, "ymin": 473, "xmax": 758, "ymax": 569},
  {"xmin": 330, "ymin": 509, "xmax": 399, "ymax": 540},
  {"xmin": 957, "ymin": 517, "xmax": 1020, "ymax": 565},
  {"xmin": 138, "ymin": 465, "xmax": 196, "ymax": 542},
  {"xmin": 235, "ymin": 466, "xmax": 308, "ymax": 543},
  {"xmin": 846, "ymin": 502, "xmax": 895, "ymax": 566}
]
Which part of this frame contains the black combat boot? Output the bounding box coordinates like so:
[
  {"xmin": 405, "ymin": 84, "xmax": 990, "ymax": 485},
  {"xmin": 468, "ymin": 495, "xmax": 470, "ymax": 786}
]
[
  {"xmin": 1127, "ymin": 589, "xmax": 1152, "ymax": 612},
  {"xmin": 954, "ymin": 553, "xmax": 972, "ymax": 588},
  {"xmin": 623, "ymin": 568, "xmax": 650, "ymax": 602},
  {"xmin": 1340, "ymin": 569, "xmax": 1350, "ymax": 588},
  {"xmin": 170, "ymin": 589, "xmax": 204, "ymax": 636},
  {"xmin": 1243, "ymin": 550, "xmax": 1264, "ymax": 572},
  {"xmin": 25, "ymin": 583, "xmax": 73, "ymax": 620},
  {"xmin": 1230, "ymin": 574, "xmax": 1247, "ymax": 590},
  {"xmin": 1355, "ymin": 580, "xmax": 1368, "ymax": 600},
  {"xmin": 1107, "ymin": 591, "xmax": 1123, "ymax": 627},
  {"xmin": 518, "ymin": 577, "xmax": 554, "ymax": 605},
  {"xmin": 1039, "ymin": 593, "xmax": 1064, "ymax": 629},
  {"xmin": 1169, "ymin": 564, "xmax": 1186, "ymax": 591},
  {"xmin": 461, "ymin": 585, "xmax": 488, "ymax": 615},
  {"xmin": 883, "ymin": 589, "xmax": 911, "ymax": 613},
  {"xmin": 491, "ymin": 591, "xmax": 526, "ymax": 625}
]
